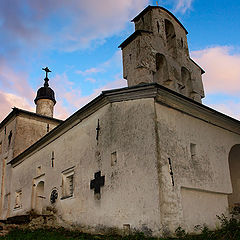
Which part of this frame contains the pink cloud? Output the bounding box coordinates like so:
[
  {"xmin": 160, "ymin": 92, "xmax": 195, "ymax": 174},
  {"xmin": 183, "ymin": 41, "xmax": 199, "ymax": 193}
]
[
  {"xmin": 0, "ymin": 91, "xmax": 34, "ymax": 121},
  {"xmin": 0, "ymin": 59, "xmax": 35, "ymax": 100},
  {"xmin": 191, "ymin": 46, "xmax": 240, "ymax": 95},
  {"xmin": 54, "ymin": 101, "xmax": 70, "ymax": 120},
  {"xmin": 65, "ymin": 78, "xmax": 127, "ymax": 109}
]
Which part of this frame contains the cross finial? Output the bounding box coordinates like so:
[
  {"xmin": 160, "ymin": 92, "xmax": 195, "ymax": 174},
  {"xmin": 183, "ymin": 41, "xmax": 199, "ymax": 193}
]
[{"xmin": 42, "ymin": 67, "xmax": 51, "ymax": 87}]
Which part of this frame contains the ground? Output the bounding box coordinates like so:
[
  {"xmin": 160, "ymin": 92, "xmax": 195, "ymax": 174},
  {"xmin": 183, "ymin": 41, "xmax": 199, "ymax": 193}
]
[{"xmin": 0, "ymin": 214, "xmax": 239, "ymax": 240}]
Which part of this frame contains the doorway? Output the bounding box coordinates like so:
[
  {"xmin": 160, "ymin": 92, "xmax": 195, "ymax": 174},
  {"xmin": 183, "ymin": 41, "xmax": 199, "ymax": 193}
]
[
  {"xmin": 35, "ymin": 181, "xmax": 45, "ymax": 214},
  {"xmin": 228, "ymin": 145, "xmax": 240, "ymax": 210}
]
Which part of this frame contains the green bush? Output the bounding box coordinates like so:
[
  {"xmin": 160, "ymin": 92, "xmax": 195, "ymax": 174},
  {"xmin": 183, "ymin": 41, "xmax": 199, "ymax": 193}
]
[{"xmin": 0, "ymin": 215, "xmax": 239, "ymax": 240}]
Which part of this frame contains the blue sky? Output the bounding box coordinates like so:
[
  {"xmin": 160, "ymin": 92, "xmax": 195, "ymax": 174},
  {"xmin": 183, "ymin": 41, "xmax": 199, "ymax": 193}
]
[{"xmin": 0, "ymin": 0, "xmax": 240, "ymax": 121}]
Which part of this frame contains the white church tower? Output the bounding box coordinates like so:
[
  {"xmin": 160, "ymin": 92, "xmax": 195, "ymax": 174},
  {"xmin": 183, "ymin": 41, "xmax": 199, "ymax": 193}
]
[
  {"xmin": 34, "ymin": 67, "xmax": 56, "ymax": 118},
  {"xmin": 119, "ymin": 6, "xmax": 205, "ymax": 102}
]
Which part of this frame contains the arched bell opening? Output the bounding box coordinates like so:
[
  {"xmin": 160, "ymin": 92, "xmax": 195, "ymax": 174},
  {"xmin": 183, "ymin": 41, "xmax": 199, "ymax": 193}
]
[
  {"xmin": 153, "ymin": 53, "xmax": 169, "ymax": 85},
  {"xmin": 165, "ymin": 19, "xmax": 177, "ymax": 57},
  {"xmin": 180, "ymin": 67, "xmax": 193, "ymax": 97}
]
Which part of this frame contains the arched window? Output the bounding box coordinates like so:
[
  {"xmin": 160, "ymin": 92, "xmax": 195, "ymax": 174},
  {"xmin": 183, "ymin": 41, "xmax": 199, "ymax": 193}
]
[
  {"xmin": 180, "ymin": 67, "xmax": 192, "ymax": 97},
  {"xmin": 165, "ymin": 19, "xmax": 177, "ymax": 57},
  {"xmin": 153, "ymin": 53, "xmax": 169, "ymax": 85}
]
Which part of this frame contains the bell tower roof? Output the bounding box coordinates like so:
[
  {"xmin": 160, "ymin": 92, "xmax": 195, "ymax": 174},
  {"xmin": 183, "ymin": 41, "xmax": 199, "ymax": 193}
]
[{"xmin": 131, "ymin": 5, "xmax": 188, "ymax": 34}]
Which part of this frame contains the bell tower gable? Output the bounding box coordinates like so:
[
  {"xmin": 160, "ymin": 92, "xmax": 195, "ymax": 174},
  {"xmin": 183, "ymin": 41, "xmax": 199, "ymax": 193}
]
[{"xmin": 119, "ymin": 5, "xmax": 205, "ymax": 103}]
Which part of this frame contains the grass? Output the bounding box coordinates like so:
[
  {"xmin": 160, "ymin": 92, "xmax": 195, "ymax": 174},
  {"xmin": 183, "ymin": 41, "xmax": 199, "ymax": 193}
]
[{"xmin": 0, "ymin": 214, "xmax": 239, "ymax": 240}]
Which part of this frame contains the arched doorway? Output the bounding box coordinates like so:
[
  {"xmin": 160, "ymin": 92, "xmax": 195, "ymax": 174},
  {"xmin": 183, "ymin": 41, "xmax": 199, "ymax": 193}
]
[
  {"xmin": 228, "ymin": 145, "xmax": 240, "ymax": 211},
  {"xmin": 35, "ymin": 181, "xmax": 45, "ymax": 214}
]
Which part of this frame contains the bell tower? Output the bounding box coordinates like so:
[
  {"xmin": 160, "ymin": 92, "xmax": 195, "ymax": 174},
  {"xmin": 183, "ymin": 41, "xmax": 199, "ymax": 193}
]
[
  {"xmin": 34, "ymin": 67, "xmax": 56, "ymax": 118},
  {"xmin": 119, "ymin": 5, "xmax": 205, "ymax": 102}
]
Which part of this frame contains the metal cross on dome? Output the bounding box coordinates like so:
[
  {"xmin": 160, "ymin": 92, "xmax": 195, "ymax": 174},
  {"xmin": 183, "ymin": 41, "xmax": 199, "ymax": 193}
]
[
  {"xmin": 42, "ymin": 67, "xmax": 51, "ymax": 78},
  {"xmin": 42, "ymin": 67, "xmax": 51, "ymax": 87}
]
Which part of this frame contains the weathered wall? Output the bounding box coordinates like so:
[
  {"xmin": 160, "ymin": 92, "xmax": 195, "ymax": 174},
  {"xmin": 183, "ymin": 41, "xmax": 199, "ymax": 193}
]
[
  {"xmin": 0, "ymin": 117, "xmax": 16, "ymax": 219},
  {"xmin": 122, "ymin": 7, "xmax": 204, "ymax": 102},
  {"xmin": 14, "ymin": 114, "xmax": 60, "ymax": 158},
  {"xmin": 155, "ymin": 101, "xmax": 240, "ymax": 232},
  {"xmin": 0, "ymin": 111, "xmax": 61, "ymax": 220},
  {"xmin": 10, "ymin": 98, "xmax": 162, "ymax": 235}
]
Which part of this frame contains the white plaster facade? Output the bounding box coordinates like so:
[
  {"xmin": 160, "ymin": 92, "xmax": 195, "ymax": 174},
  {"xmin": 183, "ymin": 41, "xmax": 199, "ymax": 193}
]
[{"xmin": 0, "ymin": 5, "xmax": 239, "ymax": 238}]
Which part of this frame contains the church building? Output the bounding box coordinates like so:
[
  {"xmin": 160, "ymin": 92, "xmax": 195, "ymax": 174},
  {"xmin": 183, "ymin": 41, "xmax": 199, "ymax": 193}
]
[{"xmin": 0, "ymin": 6, "xmax": 239, "ymax": 237}]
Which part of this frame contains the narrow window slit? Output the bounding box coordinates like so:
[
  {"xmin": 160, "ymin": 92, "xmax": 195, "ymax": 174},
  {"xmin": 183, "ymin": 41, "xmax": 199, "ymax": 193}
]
[
  {"xmin": 157, "ymin": 21, "xmax": 160, "ymax": 33},
  {"xmin": 190, "ymin": 143, "xmax": 196, "ymax": 158},
  {"xmin": 51, "ymin": 151, "xmax": 55, "ymax": 168},
  {"xmin": 168, "ymin": 158, "xmax": 174, "ymax": 186},
  {"xmin": 8, "ymin": 131, "xmax": 12, "ymax": 146}
]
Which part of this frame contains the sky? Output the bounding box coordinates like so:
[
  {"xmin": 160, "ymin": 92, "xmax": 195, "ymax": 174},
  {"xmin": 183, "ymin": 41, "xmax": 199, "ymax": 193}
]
[{"xmin": 0, "ymin": 0, "xmax": 240, "ymax": 121}]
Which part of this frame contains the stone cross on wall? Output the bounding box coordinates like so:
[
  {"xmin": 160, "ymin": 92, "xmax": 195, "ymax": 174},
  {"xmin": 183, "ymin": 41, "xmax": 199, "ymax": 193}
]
[{"xmin": 90, "ymin": 171, "xmax": 105, "ymax": 195}]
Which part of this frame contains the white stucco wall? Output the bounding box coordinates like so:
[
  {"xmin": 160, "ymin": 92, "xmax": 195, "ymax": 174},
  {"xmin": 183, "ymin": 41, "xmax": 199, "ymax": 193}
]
[
  {"xmin": 10, "ymin": 98, "xmax": 162, "ymax": 235},
  {"xmin": 155, "ymin": 102, "xmax": 240, "ymax": 232}
]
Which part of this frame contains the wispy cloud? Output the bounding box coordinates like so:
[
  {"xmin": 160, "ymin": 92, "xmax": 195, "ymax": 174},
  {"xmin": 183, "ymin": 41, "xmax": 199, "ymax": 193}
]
[
  {"xmin": 0, "ymin": 0, "xmax": 150, "ymax": 53},
  {"xmin": 174, "ymin": 0, "xmax": 193, "ymax": 13},
  {"xmin": 75, "ymin": 50, "xmax": 122, "ymax": 77},
  {"xmin": 85, "ymin": 77, "xmax": 97, "ymax": 83},
  {"xmin": 63, "ymin": 77, "xmax": 127, "ymax": 109},
  {"xmin": 76, "ymin": 67, "xmax": 104, "ymax": 76}
]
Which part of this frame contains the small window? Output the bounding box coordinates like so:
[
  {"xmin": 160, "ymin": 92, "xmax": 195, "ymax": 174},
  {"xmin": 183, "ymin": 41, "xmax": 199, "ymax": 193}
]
[
  {"xmin": 61, "ymin": 167, "xmax": 74, "ymax": 199},
  {"xmin": 111, "ymin": 151, "xmax": 117, "ymax": 166},
  {"xmin": 8, "ymin": 130, "xmax": 12, "ymax": 146},
  {"xmin": 190, "ymin": 143, "xmax": 196, "ymax": 158},
  {"xmin": 14, "ymin": 190, "xmax": 22, "ymax": 209}
]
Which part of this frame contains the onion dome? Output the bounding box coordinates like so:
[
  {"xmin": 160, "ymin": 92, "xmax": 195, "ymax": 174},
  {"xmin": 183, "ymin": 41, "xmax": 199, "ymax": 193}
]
[{"xmin": 34, "ymin": 67, "xmax": 56, "ymax": 104}]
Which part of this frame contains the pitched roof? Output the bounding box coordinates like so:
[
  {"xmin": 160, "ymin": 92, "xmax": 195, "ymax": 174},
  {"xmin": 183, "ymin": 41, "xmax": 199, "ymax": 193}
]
[
  {"xmin": 0, "ymin": 107, "xmax": 62, "ymax": 131},
  {"xmin": 131, "ymin": 5, "xmax": 188, "ymax": 34}
]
